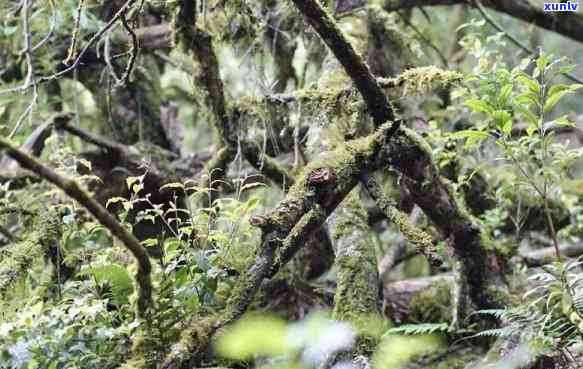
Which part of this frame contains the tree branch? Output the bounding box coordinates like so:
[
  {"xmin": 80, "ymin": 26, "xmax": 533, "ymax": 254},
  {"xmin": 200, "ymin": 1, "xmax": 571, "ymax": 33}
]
[
  {"xmin": 382, "ymin": 0, "xmax": 583, "ymax": 45},
  {"xmin": 290, "ymin": 0, "xmax": 398, "ymax": 128},
  {"xmin": 0, "ymin": 137, "xmax": 153, "ymax": 318}
]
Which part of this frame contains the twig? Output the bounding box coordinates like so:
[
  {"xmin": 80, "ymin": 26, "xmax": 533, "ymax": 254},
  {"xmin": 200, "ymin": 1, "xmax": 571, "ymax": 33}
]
[
  {"xmin": 31, "ymin": 0, "xmax": 57, "ymax": 52},
  {"xmin": 64, "ymin": 0, "xmax": 86, "ymax": 65},
  {"xmin": 397, "ymin": 11, "xmax": 448, "ymax": 67},
  {"xmin": 118, "ymin": 9, "xmax": 139, "ymax": 86},
  {"xmin": 9, "ymin": 0, "xmax": 37, "ymax": 138}
]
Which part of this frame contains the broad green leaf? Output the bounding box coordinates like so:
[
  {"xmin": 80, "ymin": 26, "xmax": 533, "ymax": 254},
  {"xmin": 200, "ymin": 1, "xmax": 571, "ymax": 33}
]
[
  {"xmin": 141, "ymin": 238, "xmax": 158, "ymax": 247},
  {"xmin": 464, "ymin": 99, "xmax": 494, "ymax": 115},
  {"xmin": 547, "ymin": 84, "xmax": 570, "ymax": 99},
  {"xmin": 553, "ymin": 116, "xmax": 574, "ymax": 127},
  {"xmin": 515, "ymin": 106, "xmax": 539, "ymax": 128},
  {"xmin": 544, "ymin": 90, "xmax": 571, "ymax": 114},
  {"xmin": 557, "ymin": 65, "xmax": 576, "ymax": 75},
  {"xmin": 450, "ymin": 130, "xmax": 490, "ymax": 140},
  {"xmin": 85, "ymin": 264, "xmax": 134, "ymax": 305},
  {"xmin": 450, "ymin": 130, "xmax": 490, "ymax": 148},
  {"xmin": 514, "ymin": 92, "xmax": 538, "ymax": 107},
  {"xmin": 516, "ymin": 75, "xmax": 540, "ymax": 94},
  {"xmin": 160, "ymin": 182, "xmax": 185, "ymax": 191},
  {"xmin": 126, "ymin": 176, "xmax": 140, "ymax": 190},
  {"xmin": 536, "ymin": 53, "xmax": 549, "ymax": 74},
  {"xmin": 492, "ymin": 110, "xmax": 512, "ymax": 133},
  {"xmin": 106, "ymin": 197, "xmax": 127, "ymax": 208}
]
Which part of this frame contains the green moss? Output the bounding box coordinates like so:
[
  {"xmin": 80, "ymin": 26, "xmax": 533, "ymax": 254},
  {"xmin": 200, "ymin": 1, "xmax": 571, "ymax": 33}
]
[
  {"xmin": 163, "ymin": 314, "xmax": 222, "ymax": 368},
  {"xmin": 0, "ymin": 210, "xmax": 61, "ymax": 296},
  {"xmin": 379, "ymin": 66, "xmax": 463, "ymax": 96},
  {"xmin": 331, "ymin": 191, "xmax": 382, "ymax": 357},
  {"xmin": 288, "ymin": 130, "xmax": 383, "ymax": 199},
  {"xmin": 408, "ymin": 282, "xmax": 453, "ymax": 324}
]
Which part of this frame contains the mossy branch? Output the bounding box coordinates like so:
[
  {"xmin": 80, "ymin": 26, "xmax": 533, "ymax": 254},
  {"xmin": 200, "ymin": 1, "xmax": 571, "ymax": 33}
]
[
  {"xmin": 0, "ymin": 137, "xmax": 153, "ymax": 318},
  {"xmin": 382, "ymin": 128, "xmax": 505, "ymax": 310},
  {"xmin": 361, "ymin": 172, "xmax": 443, "ymax": 266},
  {"xmin": 162, "ymin": 124, "xmax": 396, "ymax": 368},
  {"xmin": 289, "ymin": 0, "xmax": 398, "ymax": 129},
  {"xmin": 184, "ymin": 21, "xmax": 294, "ymax": 193}
]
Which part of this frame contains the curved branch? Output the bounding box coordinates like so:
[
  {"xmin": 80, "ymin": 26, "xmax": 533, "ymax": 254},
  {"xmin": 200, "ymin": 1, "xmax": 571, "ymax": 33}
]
[{"xmin": 0, "ymin": 137, "xmax": 153, "ymax": 318}]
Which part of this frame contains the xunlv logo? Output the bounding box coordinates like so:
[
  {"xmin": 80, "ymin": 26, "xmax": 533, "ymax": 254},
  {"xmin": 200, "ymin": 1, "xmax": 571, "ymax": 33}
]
[{"xmin": 543, "ymin": 1, "xmax": 579, "ymax": 11}]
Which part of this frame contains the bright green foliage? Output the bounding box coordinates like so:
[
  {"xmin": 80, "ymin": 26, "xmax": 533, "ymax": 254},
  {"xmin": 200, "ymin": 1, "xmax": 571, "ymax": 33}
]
[
  {"xmin": 83, "ymin": 264, "xmax": 134, "ymax": 305},
  {"xmin": 216, "ymin": 314, "xmax": 289, "ymax": 360}
]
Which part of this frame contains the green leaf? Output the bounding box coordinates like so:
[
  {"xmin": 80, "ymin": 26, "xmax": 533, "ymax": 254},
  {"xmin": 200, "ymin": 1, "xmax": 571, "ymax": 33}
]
[
  {"xmin": 215, "ymin": 314, "xmax": 289, "ymax": 359},
  {"xmin": 536, "ymin": 53, "xmax": 549, "ymax": 74},
  {"xmin": 515, "ymin": 106, "xmax": 539, "ymax": 129},
  {"xmin": 85, "ymin": 264, "xmax": 134, "ymax": 305},
  {"xmin": 384, "ymin": 323, "xmax": 449, "ymax": 336},
  {"xmin": 548, "ymin": 84, "xmax": 570, "ymax": 99},
  {"xmin": 516, "ymin": 75, "xmax": 540, "ymax": 94},
  {"xmin": 544, "ymin": 90, "xmax": 571, "ymax": 114},
  {"xmin": 498, "ymin": 83, "xmax": 513, "ymax": 106},
  {"xmin": 553, "ymin": 116, "xmax": 574, "ymax": 127},
  {"xmin": 3, "ymin": 26, "xmax": 18, "ymax": 36},
  {"xmin": 464, "ymin": 99, "xmax": 494, "ymax": 115},
  {"xmin": 450, "ymin": 130, "xmax": 490, "ymax": 148},
  {"xmin": 106, "ymin": 197, "xmax": 127, "ymax": 209},
  {"xmin": 514, "ymin": 92, "xmax": 539, "ymax": 107},
  {"xmin": 450, "ymin": 130, "xmax": 490, "ymax": 140},
  {"xmin": 126, "ymin": 176, "xmax": 140, "ymax": 190},
  {"xmin": 141, "ymin": 238, "xmax": 159, "ymax": 247},
  {"xmin": 557, "ymin": 65, "xmax": 576, "ymax": 75},
  {"xmin": 492, "ymin": 110, "xmax": 512, "ymax": 133},
  {"xmin": 160, "ymin": 182, "xmax": 185, "ymax": 191}
]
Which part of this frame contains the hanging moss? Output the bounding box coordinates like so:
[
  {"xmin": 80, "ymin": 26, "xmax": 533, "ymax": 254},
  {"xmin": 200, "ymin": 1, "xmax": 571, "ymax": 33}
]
[{"xmin": 378, "ymin": 66, "xmax": 463, "ymax": 96}]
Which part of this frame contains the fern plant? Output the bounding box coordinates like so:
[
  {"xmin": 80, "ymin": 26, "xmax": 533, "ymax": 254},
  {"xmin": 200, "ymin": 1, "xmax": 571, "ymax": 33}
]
[{"xmin": 476, "ymin": 259, "xmax": 583, "ymax": 355}]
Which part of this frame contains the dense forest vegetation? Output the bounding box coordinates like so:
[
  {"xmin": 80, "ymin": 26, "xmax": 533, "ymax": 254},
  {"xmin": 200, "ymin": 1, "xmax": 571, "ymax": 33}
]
[{"xmin": 1, "ymin": 0, "xmax": 583, "ymax": 368}]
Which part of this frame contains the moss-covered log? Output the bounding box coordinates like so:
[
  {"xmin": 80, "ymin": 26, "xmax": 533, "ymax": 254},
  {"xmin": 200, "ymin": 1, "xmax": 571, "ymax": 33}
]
[{"xmin": 383, "ymin": 274, "xmax": 454, "ymax": 324}]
